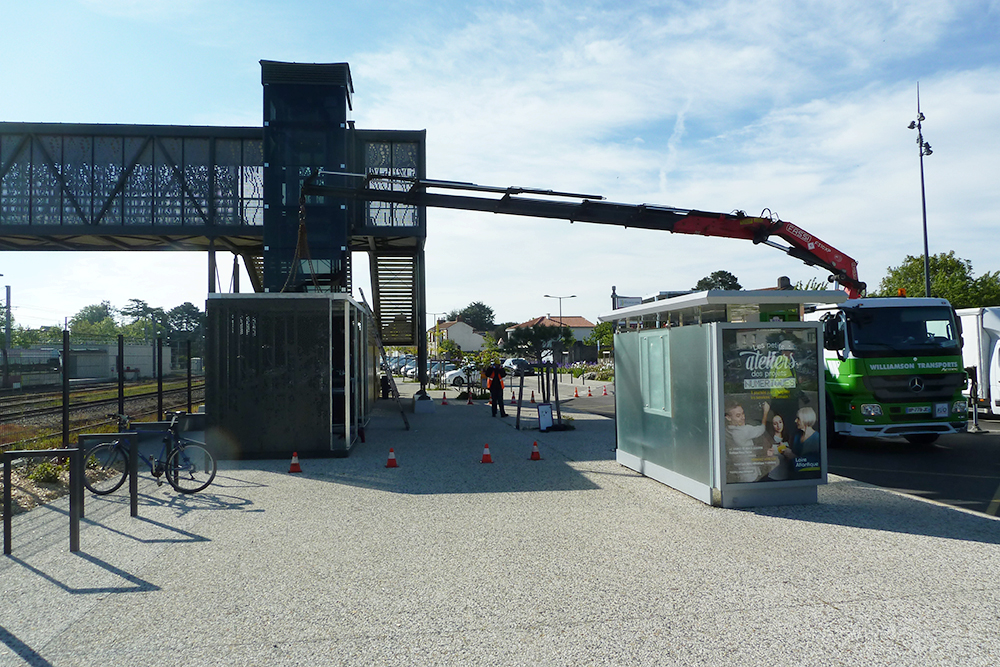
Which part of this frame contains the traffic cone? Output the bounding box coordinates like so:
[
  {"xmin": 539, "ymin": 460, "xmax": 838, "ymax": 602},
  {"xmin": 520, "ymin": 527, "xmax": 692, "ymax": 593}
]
[
  {"xmin": 467, "ymin": 391, "xmax": 474, "ymax": 405},
  {"xmin": 481, "ymin": 443, "xmax": 493, "ymax": 464},
  {"xmin": 530, "ymin": 441, "xmax": 541, "ymax": 461},
  {"xmin": 288, "ymin": 452, "xmax": 302, "ymax": 473},
  {"xmin": 530, "ymin": 391, "xmax": 536, "ymax": 404},
  {"xmin": 574, "ymin": 387, "xmax": 579, "ymax": 398},
  {"xmin": 603, "ymin": 385, "xmax": 608, "ymax": 396},
  {"xmin": 510, "ymin": 390, "xmax": 516, "ymax": 405},
  {"xmin": 442, "ymin": 391, "xmax": 448, "ymax": 405},
  {"xmin": 588, "ymin": 386, "xmax": 593, "ymax": 397},
  {"xmin": 386, "ymin": 448, "xmax": 398, "ymax": 468}
]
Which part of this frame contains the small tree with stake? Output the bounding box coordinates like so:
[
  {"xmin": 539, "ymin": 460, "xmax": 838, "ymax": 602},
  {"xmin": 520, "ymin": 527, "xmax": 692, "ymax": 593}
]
[{"xmin": 503, "ymin": 324, "xmax": 574, "ymax": 364}]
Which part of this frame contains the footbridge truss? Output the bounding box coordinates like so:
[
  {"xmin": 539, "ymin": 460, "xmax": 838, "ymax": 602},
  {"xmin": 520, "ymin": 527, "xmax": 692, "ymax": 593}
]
[{"xmin": 0, "ymin": 122, "xmax": 267, "ymax": 290}]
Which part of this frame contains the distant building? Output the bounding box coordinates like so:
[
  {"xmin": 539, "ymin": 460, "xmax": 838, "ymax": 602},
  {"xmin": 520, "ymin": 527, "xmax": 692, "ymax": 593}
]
[
  {"xmin": 506, "ymin": 316, "xmax": 596, "ymax": 343},
  {"xmin": 427, "ymin": 319, "xmax": 485, "ymax": 352}
]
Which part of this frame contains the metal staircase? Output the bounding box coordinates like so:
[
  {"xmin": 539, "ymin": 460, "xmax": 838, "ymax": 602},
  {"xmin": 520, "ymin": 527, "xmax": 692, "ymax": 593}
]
[{"xmin": 370, "ymin": 253, "xmax": 419, "ymax": 347}]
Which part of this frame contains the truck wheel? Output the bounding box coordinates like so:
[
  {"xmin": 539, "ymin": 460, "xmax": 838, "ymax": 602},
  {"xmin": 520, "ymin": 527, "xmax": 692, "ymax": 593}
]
[{"xmin": 904, "ymin": 434, "xmax": 939, "ymax": 446}]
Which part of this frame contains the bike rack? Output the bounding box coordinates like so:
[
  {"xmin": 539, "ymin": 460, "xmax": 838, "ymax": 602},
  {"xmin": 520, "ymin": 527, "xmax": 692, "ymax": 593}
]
[
  {"xmin": 4, "ymin": 448, "xmax": 83, "ymax": 554},
  {"xmin": 77, "ymin": 433, "xmax": 139, "ymax": 518}
]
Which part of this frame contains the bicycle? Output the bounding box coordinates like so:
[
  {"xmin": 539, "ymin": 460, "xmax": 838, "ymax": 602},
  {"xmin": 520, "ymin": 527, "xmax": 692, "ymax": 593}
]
[{"xmin": 83, "ymin": 411, "xmax": 217, "ymax": 495}]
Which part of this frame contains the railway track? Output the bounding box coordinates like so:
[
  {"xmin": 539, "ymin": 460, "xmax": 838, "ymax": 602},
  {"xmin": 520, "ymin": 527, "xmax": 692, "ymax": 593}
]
[
  {"xmin": 0, "ymin": 383, "xmax": 206, "ymax": 449},
  {"xmin": 0, "ymin": 384, "xmax": 205, "ymax": 423},
  {"xmin": 0, "ymin": 379, "xmax": 205, "ymax": 412}
]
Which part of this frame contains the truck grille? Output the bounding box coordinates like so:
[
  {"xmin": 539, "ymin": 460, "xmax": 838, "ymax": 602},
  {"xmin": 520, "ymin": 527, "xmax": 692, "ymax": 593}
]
[{"xmin": 862, "ymin": 372, "xmax": 964, "ymax": 402}]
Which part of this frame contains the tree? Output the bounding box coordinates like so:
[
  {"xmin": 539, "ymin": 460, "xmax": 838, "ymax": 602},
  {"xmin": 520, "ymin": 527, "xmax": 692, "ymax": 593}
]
[
  {"xmin": 874, "ymin": 251, "xmax": 1000, "ymax": 309},
  {"xmin": 119, "ymin": 298, "xmax": 167, "ymax": 341},
  {"xmin": 167, "ymin": 302, "xmax": 206, "ymax": 359},
  {"xmin": 446, "ymin": 301, "xmax": 495, "ymax": 332},
  {"xmin": 439, "ymin": 338, "xmax": 462, "ymax": 360},
  {"xmin": 585, "ymin": 321, "xmax": 614, "ymax": 350},
  {"xmin": 693, "ymin": 270, "xmax": 741, "ymax": 291},
  {"xmin": 491, "ymin": 322, "xmax": 515, "ymax": 347},
  {"xmin": 69, "ymin": 317, "xmax": 118, "ymax": 339},
  {"xmin": 120, "ymin": 299, "xmax": 150, "ymax": 323},
  {"xmin": 70, "ymin": 301, "xmax": 115, "ymax": 327},
  {"xmin": 12, "ymin": 324, "xmax": 63, "ymax": 347},
  {"xmin": 168, "ymin": 302, "xmax": 204, "ymax": 335},
  {"xmin": 503, "ymin": 324, "xmax": 573, "ymax": 362}
]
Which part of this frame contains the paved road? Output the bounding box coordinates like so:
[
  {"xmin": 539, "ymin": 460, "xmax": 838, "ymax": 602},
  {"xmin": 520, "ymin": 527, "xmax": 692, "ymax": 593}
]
[
  {"xmin": 827, "ymin": 426, "xmax": 1000, "ymax": 516},
  {"xmin": 558, "ymin": 392, "xmax": 616, "ymax": 419},
  {"xmin": 558, "ymin": 386, "xmax": 1000, "ymax": 517}
]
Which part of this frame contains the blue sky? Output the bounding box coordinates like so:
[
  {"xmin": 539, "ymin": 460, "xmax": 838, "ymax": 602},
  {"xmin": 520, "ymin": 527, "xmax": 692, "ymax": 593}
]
[{"xmin": 2, "ymin": 0, "xmax": 999, "ymax": 328}]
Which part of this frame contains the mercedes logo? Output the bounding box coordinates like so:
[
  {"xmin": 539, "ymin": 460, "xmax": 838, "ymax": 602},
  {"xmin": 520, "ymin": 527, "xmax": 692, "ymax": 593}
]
[{"xmin": 909, "ymin": 377, "xmax": 925, "ymax": 393}]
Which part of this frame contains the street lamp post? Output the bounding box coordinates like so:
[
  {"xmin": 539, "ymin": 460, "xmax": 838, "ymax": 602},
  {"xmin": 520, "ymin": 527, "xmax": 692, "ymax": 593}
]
[
  {"xmin": 908, "ymin": 83, "xmax": 933, "ymax": 298},
  {"xmin": 543, "ymin": 294, "xmax": 576, "ymax": 327}
]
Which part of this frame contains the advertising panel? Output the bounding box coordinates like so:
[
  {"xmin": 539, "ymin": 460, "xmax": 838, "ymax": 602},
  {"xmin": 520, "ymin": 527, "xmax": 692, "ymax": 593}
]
[{"xmin": 722, "ymin": 327, "xmax": 822, "ymax": 484}]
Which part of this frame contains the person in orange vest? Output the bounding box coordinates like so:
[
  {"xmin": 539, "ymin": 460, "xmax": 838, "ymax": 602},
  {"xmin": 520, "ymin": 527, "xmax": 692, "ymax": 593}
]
[{"xmin": 484, "ymin": 361, "xmax": 508, "ymax": 417}]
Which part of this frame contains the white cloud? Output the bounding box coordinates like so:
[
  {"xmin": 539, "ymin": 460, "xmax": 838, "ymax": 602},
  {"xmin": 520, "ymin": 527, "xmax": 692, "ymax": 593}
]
[
  {"xmin": 4, "ymin": 0, "xmax": 999, "ymax": 326},
  {"xmin": 345, "ymin": 1, "xmax": 1000, "ymax": 321}
]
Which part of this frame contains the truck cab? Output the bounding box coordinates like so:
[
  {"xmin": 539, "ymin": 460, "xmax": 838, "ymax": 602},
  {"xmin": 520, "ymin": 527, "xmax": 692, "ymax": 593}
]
[{"xmin": 807, "ymin": 297, "xmax": 967, "ymax": 444}]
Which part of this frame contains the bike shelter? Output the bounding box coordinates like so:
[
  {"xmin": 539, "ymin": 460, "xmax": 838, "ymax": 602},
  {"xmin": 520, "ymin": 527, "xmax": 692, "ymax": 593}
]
[{"xmin": 600, "ymin": 289, "xmax": 846, "ymax": 508}]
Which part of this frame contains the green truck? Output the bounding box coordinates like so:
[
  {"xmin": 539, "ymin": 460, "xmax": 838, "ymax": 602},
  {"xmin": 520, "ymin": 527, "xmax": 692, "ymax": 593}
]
[{"xmin": 807, "ymin": 297, "xmax": 968, "ymax": 444}]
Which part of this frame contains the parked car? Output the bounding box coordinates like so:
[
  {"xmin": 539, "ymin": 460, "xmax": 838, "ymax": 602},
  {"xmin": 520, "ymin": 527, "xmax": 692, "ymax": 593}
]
[
  {"xmin": 388, "ymin": 356, "xmax": 412, "ymax": 374},
  {"xmin": 503, "ymin": 358, "xmax": 535, "ymax": 375},
  {"xmin": 443, "ymin": 368, "xmax": 481, "ymax": 387},
  {"xmin": 429, "ymin": 361, "xmax": 457, "ymax": 380}
]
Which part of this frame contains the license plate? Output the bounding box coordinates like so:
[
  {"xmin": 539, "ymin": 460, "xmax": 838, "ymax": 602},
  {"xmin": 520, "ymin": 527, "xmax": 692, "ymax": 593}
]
[{"xmin": 906, "ymin": 406, "xmax": 931, "ymax": 414}]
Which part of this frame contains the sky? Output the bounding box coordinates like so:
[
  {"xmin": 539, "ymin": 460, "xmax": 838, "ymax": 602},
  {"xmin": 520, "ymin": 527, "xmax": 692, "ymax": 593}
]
[{"xmin": 2, "ymin": 0, "xmax": 999, "ymax": 330}]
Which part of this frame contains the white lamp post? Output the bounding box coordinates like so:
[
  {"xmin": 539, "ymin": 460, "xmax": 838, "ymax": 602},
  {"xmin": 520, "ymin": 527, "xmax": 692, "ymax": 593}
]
[
  {"xmin": 908, "ymin": 83, "xmax": 933, "ymax": 297},
  {"xmin": 543, "ymin": 294, "xmax": 576, "ymax": 327}
]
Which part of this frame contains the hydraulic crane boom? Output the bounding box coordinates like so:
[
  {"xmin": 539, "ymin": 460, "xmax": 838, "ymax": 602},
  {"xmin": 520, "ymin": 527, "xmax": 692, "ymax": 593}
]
[{"xmin": 302, "ymin": 172, "xmax": 866, "ymax": 298}]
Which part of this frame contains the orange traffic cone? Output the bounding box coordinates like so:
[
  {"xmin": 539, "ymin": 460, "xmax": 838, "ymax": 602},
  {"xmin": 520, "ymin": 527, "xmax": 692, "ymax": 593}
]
[
  {"xmin": 289, "ymin": 452, "xmax": 302, "ymax": 473},
  {"xmin": 574, "ymin": 387, "xmax": 579, "ymax": 398},
  {"xmin": 467, "ymin": 391, "xmax": 474, "ymax": 405},
  {"xmin": 530, "ymin": 441, "xmax": 541, "ymax": 461},
  {"xmin": 481, "ymin": 443, "xmax": 493, "ymax": 464},
  {"xmin": 442, "ymin": 391, "xmax": 448, "ymax": 405},
  {"xmin": 587, "ymin": 386, "xmax": 593, "ymax": 397},
  {"xmin": 603, "ymin": 385, "xmax": 608, "ymax": 396},
  {"xmin": 386, "ymin": 448, "xmax": 398, "ymax": 468},
  {"xmin": 530, "ymin": 391, "xmax": 536, "ymax": 404},
  {"xmin": 510, "ymin": 390, "xmax": 516, "ymax": 405}
]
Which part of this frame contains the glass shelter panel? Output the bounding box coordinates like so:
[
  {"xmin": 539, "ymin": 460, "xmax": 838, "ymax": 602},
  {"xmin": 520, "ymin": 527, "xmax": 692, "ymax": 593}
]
[{"xmin": 616, "ymin": 326, "xmax": 713, "ymax": 486}]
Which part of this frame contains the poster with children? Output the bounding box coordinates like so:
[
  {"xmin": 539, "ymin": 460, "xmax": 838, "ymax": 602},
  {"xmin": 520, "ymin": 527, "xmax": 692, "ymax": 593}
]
[{"xmin": 722, "ymin": 327, "xmax": 822, "ymax": 484}]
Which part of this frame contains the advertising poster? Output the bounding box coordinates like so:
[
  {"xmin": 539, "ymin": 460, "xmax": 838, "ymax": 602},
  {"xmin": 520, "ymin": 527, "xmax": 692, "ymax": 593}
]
[{"xmin": 722, "ymin": 327, "xmax": 822, "ymax": 484}]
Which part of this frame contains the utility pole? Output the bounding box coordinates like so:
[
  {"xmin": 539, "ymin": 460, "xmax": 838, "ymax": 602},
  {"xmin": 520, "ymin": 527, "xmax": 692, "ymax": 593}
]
[{"xmin": 5, "ymin": 285, "xmax": 10, "ymax": 350}]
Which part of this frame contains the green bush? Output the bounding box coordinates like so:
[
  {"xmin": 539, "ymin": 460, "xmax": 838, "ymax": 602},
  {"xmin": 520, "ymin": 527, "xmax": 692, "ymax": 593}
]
[{"xmin": 27, "ymin": 460, "xmax": 64, "ymax": 484}]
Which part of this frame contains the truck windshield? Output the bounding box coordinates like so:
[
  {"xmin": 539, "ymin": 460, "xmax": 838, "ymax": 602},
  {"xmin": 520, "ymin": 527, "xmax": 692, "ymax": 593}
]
[{"xmin": 847, "ymin": 306, "xmax": 960, "ymax": 357}]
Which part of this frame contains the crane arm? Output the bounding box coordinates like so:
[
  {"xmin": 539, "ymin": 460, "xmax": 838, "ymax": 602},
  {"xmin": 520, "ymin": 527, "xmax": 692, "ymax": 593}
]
[{"xmin": 302, "ymin": 173, "xmax": 866, "ymax": 297}]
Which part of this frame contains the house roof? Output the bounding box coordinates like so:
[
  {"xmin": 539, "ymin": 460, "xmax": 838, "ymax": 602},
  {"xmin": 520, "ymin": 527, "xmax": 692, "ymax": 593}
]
[
  {"xmin": 427, "ymin": 320, "xmax": 463, "ymax": 333},
  {"xmin": 507, "ymin": 316, "xmax": 595, "ymax": 330},
  {"xmin": 426, "ymin": 320, "xmax": 486, "ymax": 335}
]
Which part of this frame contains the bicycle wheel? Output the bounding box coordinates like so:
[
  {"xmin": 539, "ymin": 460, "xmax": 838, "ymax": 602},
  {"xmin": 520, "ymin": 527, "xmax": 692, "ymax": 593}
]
[
  {"xmin": 83, "ymin": 442, "xmax": 129, "ymax": 495},
  {"xmin": 165, "ymin": 443, "xmax": 217, "ymax": 493}
]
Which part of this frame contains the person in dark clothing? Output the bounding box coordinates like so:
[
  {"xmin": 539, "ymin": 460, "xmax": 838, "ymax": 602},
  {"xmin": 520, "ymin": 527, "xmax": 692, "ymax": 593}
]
[{"xmin": 484, "ymin": 362, "xmax": 507, "ymax": 417}]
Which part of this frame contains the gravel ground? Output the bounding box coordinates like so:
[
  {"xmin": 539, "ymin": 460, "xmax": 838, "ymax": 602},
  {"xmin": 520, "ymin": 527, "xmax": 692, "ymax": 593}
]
[{"xmin": 3, "ymin": 382, "xmax": 1000, "ymax": 666}]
